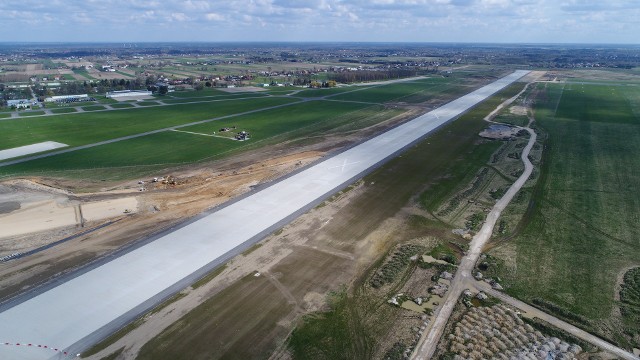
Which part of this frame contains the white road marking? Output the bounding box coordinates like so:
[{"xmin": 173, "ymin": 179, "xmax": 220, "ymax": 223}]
[{"xmin": 0, "ymin": 142, "xmax": 68, "ymax": 161}]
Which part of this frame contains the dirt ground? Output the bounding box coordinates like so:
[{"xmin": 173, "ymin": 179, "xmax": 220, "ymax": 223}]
[
  {"xmin": 0, "ymin": 150, "xmax": 322, "ymax": 300},
  {"xmin": 0, "ymin": 188, "xmax": 138, "ymax": 245},
  {"xmin": 86, "ymin": 175, "xmax": 375, "ymax": 359}
]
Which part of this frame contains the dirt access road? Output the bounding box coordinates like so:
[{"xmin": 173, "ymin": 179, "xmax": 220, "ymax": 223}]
[{"xmin": 412, "ymin": 82, "xmax": 537, "ymax": 359}]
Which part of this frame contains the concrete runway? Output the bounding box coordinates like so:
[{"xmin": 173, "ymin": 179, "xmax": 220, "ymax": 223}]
[{"xmin": 0, "ymin": 70, "xmax": 528, "ymax": 360}]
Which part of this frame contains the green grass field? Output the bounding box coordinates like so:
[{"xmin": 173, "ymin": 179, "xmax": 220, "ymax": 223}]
[
  {"xmin": 0, "ymin": 101, "xmax": 373, "ymax": 174},
  {"xmin": 182, "ymin": 100, "xmax": 370, "ymax": 139},
  {"xmin": 492, "ymin": 82, "xmax": 640, "ymax": 349},
  {"xmin": 161, "ymin": 92, "xmax": 267, "ymax": 105},
  {"xmin": 81, "ymin": 105, "xmax": 106, "ymax": 111},
  {"xmin": 71, "ymin": 68, "xmax": 96, "ymax": 80},
  {"xmin": 49, "ymin": 108, "xmax": 77, "ymax": 114},
  {"xmin": 294, "ymin": 86, "xmax": 375, "ymax": 98},
  {"xmin": 108, "ymin": 103, "xmax": 135, "ymax": 109},
  {"xmin": 136, "ymin": 274, "xmax": 293, "ymax": 360},
  {"xmin": 330, "ymin": 77, "xmax": 464, "ymax": 104},
  {"xmin": 19, "ymin": 111, "xmax": 45, "ymax": 117},
  {"xmin": 0, "ymin": 97, "xmax": 296, "ymax": 151},
  {"xmin": 114, "ymin": 70, "xmax": 135, "ymax": 78},
  {"xmin": 165, "ymin": 88, "xmax": 230, "ymax": 98},
  {"xmin": 136, "ymin": 101, "xmax": 160, "ymax": 106}
]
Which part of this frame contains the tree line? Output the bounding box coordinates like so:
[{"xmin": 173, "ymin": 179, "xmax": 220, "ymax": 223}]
[{"xmin": 328, "ymin": 69, "xmax": 428, "ymax": 84}]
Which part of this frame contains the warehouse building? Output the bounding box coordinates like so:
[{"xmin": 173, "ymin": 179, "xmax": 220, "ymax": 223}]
[{"xmin": 106, "ymin": 90, "xmax": 152, "ymax": 99}]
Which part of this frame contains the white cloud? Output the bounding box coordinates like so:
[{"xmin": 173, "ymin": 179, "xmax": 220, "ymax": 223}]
[
  {"xmin": 169, "ymin": 12, "xmax": 189, "ymax": 22},
  {"xmin": 0, "ymin": 0, "xmax": 637, "ymax": 43},
  {"xmin": 205, "ymin": 12, "xmax": 224, "ymax": 21}
]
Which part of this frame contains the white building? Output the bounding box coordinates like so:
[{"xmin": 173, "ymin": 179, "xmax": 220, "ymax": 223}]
[
  {"xmin": 7, "ymin": 99, "xmax": 35, "ymax": 109},
  {"xmin": 44, "ymin": 94, "xmax": 89, "ymax": 102},
  {"xmin": 106, "ymin": 90, "xmax": 152, "ymax": 99}
]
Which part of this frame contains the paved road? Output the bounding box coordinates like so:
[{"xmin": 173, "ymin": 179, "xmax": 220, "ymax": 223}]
[
  {"xmin": 0, "ymin": 71, "xmax": 528, "ymax": 360},
  {"xmin": 412, "ymin": 82, "xmax": 537, "ymax": 360}
]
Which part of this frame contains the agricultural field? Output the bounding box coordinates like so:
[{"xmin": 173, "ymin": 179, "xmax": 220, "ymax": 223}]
[
  {"xmin": 331, "ymin": 77, "xmax": 471, "ymax": 104},
  {"xmin": 487, "ymin": 81, "xmax": 640, "ymax": 350}
]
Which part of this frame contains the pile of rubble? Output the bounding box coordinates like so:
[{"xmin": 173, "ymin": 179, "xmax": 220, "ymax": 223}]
[{"xmin": 446, "ymin": 304, "xmax": 582, "ymax": 360}]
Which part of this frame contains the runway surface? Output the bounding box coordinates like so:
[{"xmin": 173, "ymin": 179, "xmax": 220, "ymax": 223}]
[
  {"xmin": 0, "ymin": 141, "xmax": 68, "ymax": 161},
  {"xmin": 0, "ymin": 70, "xmax": 528, "ymax": 360}
]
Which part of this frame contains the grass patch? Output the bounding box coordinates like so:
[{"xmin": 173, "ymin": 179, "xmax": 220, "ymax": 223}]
[
  {"xmin": 0, "ymin": 97, "xmax": 296, "ymax": 152},
  {"xmin": 619, "ymin": 267, "xmax": 640, "ymax": 346},
  {"xmin": 136, "ymin": 101, "xmax": 160, "ymax": 106},
  {"xmin": 191, "ymin": 264, "xmax": 227, "ymax": 289},
  {"xmin": 370, "ymin": 244, "xmax": 425, "ymax": 288},
  {"xmin": 98, "ymin": 347, "xmax": 124, "ymax": 360},
  {"xmin": 72, "ymin": 68, "xmax": 96, "ymax": 80},
  {"xmin": 427, "ymin": 243, "xmax": 458, "ymax": 265},
  {"xmin": 114, "ymin": 70, "xmax": 135, "ymax": 78},
  {"xmin": 556, "ymin": 83, "xmax": 639, "ymax": 124},
  {"xmin": 81, "ymin": 105, "xmax": 106, "ymax": 111},
  {"xmin": 137, "ymin": 274, "xmax": 293, "ymax": 360},
  {"xmin": 492, "ymin": 81, "xmax": 640, "ymax": 349},
  {"xmin": 81, "ymin": 292, "xmax": 188, "ymax": 357},
  {"xmin": 81, "ymin": 318, "xmax": 144, "ymax": 357},
  {"xmin": 19, "ymin": 111, "xmax": 45, "ymax": 117},
  {"xmin": 166, "ymin": 88, "xmax": 229, "ymax": 98},
  {"xmin": 330, "ymin": 77, "xmax": 466, "ymax": 104},
  {"xmin": 49, "ymin": 107, "xmax": 77, "ymax": 114},
  {"xmin": 288, "ymin": 289, "xmax": 376, "ymax": 359},
  {"xmin": 242, "ymin": 243, "xmax": 263, "ymax": 256},
  {"xmin": 108, "ymin": 103, "xmax": 135, "ymax": 109},
  {"xmin": 162, "ymin": 92, "xmax": 266, "ymax": 104}
]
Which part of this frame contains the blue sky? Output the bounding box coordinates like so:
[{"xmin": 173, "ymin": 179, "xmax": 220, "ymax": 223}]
[{"xmin": 1, "ymin": 0, "xmax": 639, "ymax": 43}]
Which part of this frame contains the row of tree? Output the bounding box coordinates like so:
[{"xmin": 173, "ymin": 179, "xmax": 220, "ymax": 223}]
[{"xmin": 328, "ymin": 69, "xmax": 428, "ymax": 84}]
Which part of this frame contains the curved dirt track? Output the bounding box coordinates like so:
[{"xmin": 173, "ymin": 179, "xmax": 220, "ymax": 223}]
[
  {"xmin": 411, "ymin": 82, "xmax": 640, "ymax": 360},
  {"xmin": 412, "ymin": 82, "xmax": 537, "ymax": 360}
]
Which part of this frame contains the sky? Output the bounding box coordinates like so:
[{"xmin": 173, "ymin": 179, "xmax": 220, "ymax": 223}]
[{"xmin": 1, "ymin": 0, "xmax": 639, "ymax": 44}]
